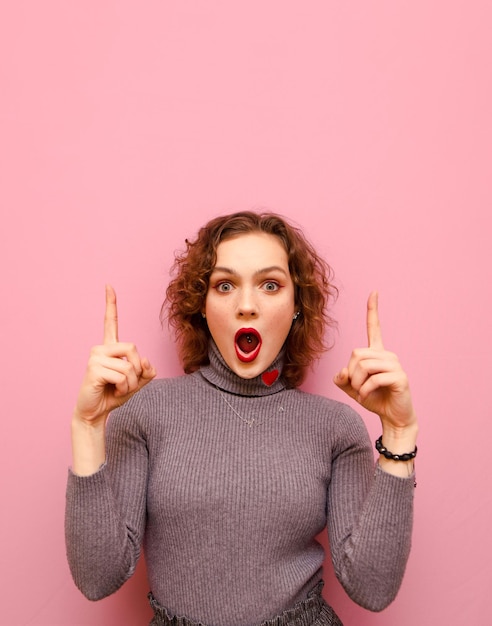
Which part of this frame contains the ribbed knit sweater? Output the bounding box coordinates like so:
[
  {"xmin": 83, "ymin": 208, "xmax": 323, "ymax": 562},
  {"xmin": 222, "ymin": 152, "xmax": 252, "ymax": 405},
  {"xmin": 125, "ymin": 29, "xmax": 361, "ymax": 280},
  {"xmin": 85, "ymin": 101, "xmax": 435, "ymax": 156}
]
[{"xmin": 65, "ymin": 342, "xmax": 415, "ymax": 626}]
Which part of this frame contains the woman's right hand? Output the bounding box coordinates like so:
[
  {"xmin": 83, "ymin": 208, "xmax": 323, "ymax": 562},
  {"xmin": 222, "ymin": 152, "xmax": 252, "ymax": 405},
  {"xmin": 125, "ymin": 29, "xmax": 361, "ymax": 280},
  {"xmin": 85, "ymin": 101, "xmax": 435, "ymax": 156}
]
[{"xmin": 73, "ymin": 285, "xmax": 156, "ymax": 427}]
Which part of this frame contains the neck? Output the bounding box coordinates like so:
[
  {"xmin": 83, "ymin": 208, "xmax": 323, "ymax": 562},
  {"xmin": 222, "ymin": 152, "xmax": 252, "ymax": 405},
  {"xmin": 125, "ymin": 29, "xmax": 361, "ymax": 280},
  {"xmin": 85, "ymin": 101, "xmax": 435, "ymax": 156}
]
[{"xmin": 198, "ymin": 340, "xmax": 286, "ymax": 396}]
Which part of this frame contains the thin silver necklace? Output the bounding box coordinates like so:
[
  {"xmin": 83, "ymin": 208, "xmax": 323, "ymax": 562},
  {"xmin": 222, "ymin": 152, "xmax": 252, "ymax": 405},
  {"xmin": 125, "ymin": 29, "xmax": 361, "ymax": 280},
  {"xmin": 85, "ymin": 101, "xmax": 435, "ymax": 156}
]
[
  {"xmin": 215, "ymin": 386, "xmax": 256, "ymax": 427},
  {"xmin": 215, "ymin": 385, "xmax": 285, "ymax": 427}
]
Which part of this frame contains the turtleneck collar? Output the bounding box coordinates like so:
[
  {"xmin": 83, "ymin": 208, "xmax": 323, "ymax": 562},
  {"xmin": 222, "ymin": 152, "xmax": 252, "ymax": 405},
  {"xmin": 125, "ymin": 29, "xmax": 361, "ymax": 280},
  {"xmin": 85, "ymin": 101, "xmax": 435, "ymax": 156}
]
[{"xmin": 198, "ymin": 339, "xmax": 287, "ymax": 397}]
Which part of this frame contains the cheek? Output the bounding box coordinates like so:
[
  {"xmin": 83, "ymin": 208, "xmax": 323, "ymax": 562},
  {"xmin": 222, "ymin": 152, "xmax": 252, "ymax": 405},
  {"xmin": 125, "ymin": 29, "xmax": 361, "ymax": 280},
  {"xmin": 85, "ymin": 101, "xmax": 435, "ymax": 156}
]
[
  {"xmin": 277, "ymin": 294, "xmax": 295, "ymax": 318},
  {"xmin": 206, "ymin": 298, "xmax": 230, "ymax": 323},
  {"xmin": 269, "ymin": 305, "xmax": 295, "ymax": 337},
  {"xmin": 205, "ymin": 299, "xmax": 232, "ymax": 342}
]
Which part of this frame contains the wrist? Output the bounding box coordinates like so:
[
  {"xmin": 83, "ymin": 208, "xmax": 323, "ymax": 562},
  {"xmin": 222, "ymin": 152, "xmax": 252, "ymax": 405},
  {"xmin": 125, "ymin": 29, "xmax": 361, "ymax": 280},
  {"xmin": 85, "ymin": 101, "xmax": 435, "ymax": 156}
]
[
  {"xmin": 376, "ymin": 422, "xmax": 418, "ymax": 479},
  {"xmin": 376, "ymin": 435, "xmax": 417, "ymax": 461},
  {"xmin": 381, "ymin": 419, "xmax": 418, "ymax": 447},
  {"xmin": 71, "ymin": 411, "xmax": 107, "ymax": 476},
  {"xmin": 72, "ymin": 408, "xmax": 109, "ymax": 431}
]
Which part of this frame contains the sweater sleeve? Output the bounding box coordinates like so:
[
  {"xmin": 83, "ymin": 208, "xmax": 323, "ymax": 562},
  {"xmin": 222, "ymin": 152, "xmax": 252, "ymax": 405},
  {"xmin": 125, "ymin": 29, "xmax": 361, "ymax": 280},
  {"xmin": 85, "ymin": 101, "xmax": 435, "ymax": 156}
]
[
  {"xmin": 65, "ymin": 398, "xmax": 149, "ymax": 601},
  {"xmin": 326, "ymin": 404, "xmax": 415, "ymax": 612}
]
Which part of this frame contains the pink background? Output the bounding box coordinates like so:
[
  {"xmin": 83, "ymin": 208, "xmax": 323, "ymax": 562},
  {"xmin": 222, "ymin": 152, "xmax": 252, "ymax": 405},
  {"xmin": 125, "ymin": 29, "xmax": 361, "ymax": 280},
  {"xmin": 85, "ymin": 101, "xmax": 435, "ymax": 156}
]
[{"xmin": 1, "ymin": 1, "xmax": 491, "ymax": 624}]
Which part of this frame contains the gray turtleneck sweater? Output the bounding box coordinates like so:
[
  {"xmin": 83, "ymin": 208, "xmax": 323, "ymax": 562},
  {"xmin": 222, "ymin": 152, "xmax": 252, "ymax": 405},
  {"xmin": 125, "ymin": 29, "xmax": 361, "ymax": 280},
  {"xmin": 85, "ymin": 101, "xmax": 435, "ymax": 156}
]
[{"xmin": 65, "ymin": 343, "xmax": 415, "ymax": 625}]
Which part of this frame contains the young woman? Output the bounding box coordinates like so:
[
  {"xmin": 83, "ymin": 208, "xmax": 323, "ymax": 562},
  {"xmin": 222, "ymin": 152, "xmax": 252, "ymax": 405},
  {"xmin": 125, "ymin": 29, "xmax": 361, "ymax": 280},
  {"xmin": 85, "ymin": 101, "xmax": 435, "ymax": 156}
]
[{"xmin": 66, "ymin": 211, "xmax": 418, "ymax": 626}]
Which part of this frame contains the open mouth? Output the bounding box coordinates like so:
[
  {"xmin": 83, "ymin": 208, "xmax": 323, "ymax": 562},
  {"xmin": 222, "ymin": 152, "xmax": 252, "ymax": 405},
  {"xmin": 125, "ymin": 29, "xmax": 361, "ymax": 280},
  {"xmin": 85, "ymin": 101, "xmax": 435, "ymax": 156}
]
[{"xmin": 234, "ymin": 328, "xmax": 262, "ymax": 363}]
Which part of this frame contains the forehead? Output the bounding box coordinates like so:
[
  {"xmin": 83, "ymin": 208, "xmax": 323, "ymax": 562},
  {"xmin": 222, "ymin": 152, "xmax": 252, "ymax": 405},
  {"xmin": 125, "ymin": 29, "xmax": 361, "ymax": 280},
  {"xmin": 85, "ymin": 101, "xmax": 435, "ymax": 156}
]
[{"xmin": 214, "ymin": 232, "xmax": 289, "ymax": 268}]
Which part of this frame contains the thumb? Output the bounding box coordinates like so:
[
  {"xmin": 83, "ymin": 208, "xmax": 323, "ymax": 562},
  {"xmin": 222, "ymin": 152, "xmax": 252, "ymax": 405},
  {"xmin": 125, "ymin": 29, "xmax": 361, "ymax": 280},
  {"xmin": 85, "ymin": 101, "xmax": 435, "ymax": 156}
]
[
  {"xmin": 141, "ymin": 357, "xmax": 157, "ymax": 381},
  {"xmin": 333, "ymin": 368, "xmax": 358, "ymax": 400},
  {"xmin": 333, "ymin": 367, "xmax": 350, "ymax": 389}
]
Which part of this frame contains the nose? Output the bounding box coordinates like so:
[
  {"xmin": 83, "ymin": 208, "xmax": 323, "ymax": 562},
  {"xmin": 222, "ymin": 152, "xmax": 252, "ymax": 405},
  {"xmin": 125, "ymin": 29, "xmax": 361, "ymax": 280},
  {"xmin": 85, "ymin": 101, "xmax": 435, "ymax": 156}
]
[{"xmin": 236, "ymin": 287, "xmax": 258, "ymax": 318}]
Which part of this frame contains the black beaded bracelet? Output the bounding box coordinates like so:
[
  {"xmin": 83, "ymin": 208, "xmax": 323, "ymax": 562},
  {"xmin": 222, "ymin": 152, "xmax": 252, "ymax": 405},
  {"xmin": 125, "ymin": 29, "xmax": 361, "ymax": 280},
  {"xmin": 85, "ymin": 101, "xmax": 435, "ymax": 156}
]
[{"xmin": 375, "ymin": 435, "xmax": 417, "ymax": 461}]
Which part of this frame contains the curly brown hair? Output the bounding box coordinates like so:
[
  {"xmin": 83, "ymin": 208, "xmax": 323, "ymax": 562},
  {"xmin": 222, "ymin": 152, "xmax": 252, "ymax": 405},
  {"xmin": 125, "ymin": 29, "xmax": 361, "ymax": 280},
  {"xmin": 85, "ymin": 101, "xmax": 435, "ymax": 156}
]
[{"xmin": 162, "ymin": 211, "xmax": 337, "ymax": 387}]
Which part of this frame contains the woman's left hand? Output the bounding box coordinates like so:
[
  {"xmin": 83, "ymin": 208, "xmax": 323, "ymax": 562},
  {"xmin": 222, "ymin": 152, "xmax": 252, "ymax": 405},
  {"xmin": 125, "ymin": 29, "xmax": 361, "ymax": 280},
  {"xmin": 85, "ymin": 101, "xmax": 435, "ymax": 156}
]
[{"xmin": 334, "ymin": 292, "xmax": 417, "ymax": 433}]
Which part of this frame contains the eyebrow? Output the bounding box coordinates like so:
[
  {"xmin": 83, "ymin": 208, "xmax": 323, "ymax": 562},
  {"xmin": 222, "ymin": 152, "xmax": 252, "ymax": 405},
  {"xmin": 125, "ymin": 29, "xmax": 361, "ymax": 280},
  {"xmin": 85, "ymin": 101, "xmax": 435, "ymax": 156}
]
[{"xmin": 211, "ymin": 265, "xmax": 289, "ymax": 277}]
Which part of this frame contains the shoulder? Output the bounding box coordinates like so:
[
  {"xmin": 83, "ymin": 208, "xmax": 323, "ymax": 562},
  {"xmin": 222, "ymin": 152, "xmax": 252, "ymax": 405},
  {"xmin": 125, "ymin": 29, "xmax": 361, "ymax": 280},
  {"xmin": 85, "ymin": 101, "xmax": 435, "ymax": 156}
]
[
  {"xmin": 288, "ymin": 388, "xmax": 361, "ymax": 422},
  {"xmin": 287, "ymin": 388, "xmax": 370, "ymax": 448},
  {"xmin": 107, "ymin": 373, "xmax": 198, "ymax": 431},
  {"xmin": 135, "ymin": 373, "xmax": 197, "ymax": 399},
  {"xmin": 134, "ymin": 371, "xmax": 203, "ymax": 400}
]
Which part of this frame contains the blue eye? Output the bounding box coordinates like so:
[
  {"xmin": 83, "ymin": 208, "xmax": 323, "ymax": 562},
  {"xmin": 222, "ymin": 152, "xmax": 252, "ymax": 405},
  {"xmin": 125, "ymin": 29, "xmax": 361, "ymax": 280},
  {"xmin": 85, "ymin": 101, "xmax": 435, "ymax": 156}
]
[
  {"xmin": 263, "ymin": 281, "xmax": 280, "ymax": 292},
  {"xmin": 216, "ymin": 282, "xmax": 234, "ymax": 293}
]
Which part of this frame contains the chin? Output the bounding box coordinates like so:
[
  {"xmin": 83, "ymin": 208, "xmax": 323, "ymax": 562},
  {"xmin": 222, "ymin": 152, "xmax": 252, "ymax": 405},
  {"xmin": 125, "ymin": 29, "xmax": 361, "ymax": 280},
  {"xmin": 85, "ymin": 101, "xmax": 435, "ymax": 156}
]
[
  {"xmin": 236, "ymin": 369, "xmax": 262, "ymax": 380},
  {"xmin": 232, "ymin": 355, "xmax": 277, "ymax": 380}
]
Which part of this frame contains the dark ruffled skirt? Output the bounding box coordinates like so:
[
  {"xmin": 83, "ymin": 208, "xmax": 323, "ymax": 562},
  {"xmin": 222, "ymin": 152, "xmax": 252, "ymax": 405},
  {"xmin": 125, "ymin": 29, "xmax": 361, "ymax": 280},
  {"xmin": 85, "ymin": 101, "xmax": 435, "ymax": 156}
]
[{"xmin": 148, "ymin": 582, "xmax": 343, "ymax": 626}]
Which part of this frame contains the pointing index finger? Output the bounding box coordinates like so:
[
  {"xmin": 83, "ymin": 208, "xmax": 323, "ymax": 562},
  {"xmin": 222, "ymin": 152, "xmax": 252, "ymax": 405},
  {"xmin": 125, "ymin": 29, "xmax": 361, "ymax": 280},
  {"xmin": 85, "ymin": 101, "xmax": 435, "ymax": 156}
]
[
  {"xmin": 104, "ymin": 284, "xmax": 119, "ymax": 344},
  {"xmin": 366, "ymin": 291, "xmax": 384, "ymax": 349}
]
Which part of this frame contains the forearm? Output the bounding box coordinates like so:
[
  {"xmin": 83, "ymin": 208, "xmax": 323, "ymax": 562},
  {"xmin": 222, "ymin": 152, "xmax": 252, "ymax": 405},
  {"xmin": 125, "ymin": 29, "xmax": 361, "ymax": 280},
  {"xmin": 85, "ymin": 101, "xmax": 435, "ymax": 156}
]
[
  {"xmin": 328, "ymin": 416, "xmax": 416, "ymax": 611},
  {"xmin": 335, "ymin": 464, "xmax": 415, "ymax": 611},
  {"xmin": 71, "ymin": 412, "xmax": 108, "ymax": 476},
  {"xmin": 65, "ymin": 464, "xmax": 138, "ymax": 600},
  {"xmin": 66, "ymin": 403, "xmax": 148, "ymax": 599}
]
